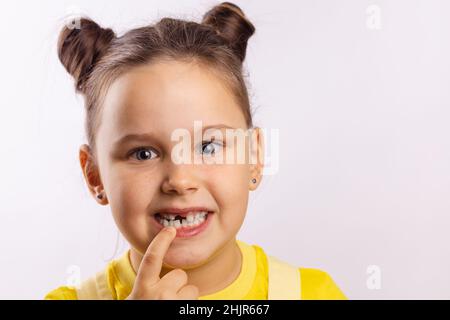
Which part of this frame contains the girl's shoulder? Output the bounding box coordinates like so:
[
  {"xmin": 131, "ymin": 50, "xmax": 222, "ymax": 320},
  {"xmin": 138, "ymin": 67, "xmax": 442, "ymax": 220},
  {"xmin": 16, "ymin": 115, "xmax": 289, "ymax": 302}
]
[
  {"xmin": 250, "ymin": 243, "xmax": 347, "ymax": 300},
  {"xmin": 299, "ymin": 268, "xmax": 347, "ymax": 300},
  {"xmin": 44, "ymin": 285, "xmax": 78, "ymax": 300},
  {"xmin": 44, "ymin": 253, "xmax": 122, "ymax": 300}
]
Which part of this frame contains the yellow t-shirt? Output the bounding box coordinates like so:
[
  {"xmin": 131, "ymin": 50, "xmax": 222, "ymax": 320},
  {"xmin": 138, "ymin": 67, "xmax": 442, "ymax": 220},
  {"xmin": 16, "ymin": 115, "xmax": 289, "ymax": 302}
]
[{"xmin": 44, "ymin": 239, "xmax": 347, "ymax": 300}]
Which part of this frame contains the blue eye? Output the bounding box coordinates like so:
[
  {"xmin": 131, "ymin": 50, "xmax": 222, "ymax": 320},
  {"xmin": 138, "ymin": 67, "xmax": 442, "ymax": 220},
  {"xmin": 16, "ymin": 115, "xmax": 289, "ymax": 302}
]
[
  {"xmin": 129, "ymin": 147, "xmax": 158, "ymax": 161},
  {"xmin": 200, "ymin": 139, "xmax": 224, "ymax": 156}
]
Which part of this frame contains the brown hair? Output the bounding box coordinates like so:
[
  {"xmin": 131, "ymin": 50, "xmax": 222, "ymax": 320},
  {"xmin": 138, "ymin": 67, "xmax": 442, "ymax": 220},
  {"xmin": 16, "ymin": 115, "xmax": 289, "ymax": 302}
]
[{"xmin": 57, "ymin": 2, "xmax": 256, "ymax": 160}]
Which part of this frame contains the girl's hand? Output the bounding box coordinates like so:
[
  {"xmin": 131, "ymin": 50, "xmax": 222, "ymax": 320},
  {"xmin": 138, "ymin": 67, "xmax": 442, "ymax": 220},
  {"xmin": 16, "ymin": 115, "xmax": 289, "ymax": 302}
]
[{"xmin": 126, "ymin": 227, "xmax": 199, "ymax": 300}]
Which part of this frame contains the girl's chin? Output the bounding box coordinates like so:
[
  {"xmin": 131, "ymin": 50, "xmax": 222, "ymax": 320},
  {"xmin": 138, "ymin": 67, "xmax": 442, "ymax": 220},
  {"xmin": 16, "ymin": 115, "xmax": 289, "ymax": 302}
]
[
  {"xmin": 162, "ymin": 248, "xmax": 211, "ymax": 269},
  {"xmin": 162, "ymin": 257, "xmax": 206, "ymax": 270}
]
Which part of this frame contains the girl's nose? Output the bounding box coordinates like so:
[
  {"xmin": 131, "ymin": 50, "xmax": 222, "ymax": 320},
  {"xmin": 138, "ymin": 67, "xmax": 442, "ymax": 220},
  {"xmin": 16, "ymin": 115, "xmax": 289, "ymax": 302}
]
[{"xmin": 161, "ymin": 165, "xmax": 199, "ymax": 195}]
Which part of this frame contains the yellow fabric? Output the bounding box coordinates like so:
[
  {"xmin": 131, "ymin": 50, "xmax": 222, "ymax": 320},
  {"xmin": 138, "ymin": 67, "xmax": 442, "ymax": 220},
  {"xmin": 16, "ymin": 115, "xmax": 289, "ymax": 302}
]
[{"xmin": 44, "ymin": 239, "xmax": 347, "ymax": 300}]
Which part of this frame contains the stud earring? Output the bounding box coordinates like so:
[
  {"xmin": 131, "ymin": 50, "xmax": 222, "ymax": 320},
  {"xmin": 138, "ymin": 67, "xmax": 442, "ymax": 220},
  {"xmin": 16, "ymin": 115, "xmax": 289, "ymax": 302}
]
[{"xmin": 252, "ymin": 178, "xmax": 257, "ymax": 183}]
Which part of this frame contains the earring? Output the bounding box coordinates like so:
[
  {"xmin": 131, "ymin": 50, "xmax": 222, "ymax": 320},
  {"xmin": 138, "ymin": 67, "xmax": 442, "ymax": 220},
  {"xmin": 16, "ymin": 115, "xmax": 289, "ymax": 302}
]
[{"xmin": 252, "ymin": 178, "xmax": 257, "ymax": 183}]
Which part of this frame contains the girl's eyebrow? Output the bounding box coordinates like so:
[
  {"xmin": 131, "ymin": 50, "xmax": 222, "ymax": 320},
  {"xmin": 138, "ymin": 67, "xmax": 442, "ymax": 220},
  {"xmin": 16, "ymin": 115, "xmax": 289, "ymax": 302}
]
[
  {"xmin": 113, "ymin": 133, "xmax": 157, "ymax": 148},
  {"xmin": 113, "ymin": 124, "xmax": 237, "ymax": 147}
]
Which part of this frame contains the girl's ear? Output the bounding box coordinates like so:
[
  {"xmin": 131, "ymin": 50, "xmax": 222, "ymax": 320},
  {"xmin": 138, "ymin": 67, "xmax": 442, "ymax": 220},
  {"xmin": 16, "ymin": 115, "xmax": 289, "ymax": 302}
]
[
  {"xmin": 248, "ymin": 127, "xmax": 264, "ymax": 191},
  {"xmin": 79, "ymin": 144, "xmax": 108, "ymax": 205}
]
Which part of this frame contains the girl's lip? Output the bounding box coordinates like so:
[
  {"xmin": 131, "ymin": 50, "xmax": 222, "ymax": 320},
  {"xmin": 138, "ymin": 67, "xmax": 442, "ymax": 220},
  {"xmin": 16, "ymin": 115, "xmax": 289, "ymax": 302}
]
[
  {"xmin": 151, "ymin": 212, "xmax": 214, "ymax": 238},
  {"xmin": 154, "ymin": 207, "xmax": 213, "ymax": 217}
]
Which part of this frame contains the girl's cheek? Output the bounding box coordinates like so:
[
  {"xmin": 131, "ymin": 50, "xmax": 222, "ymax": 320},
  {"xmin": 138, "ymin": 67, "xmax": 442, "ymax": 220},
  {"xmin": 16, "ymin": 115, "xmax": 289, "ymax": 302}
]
[{"xmin": 110, "ymin": 181, "xmax": 147, "ymax": 217}]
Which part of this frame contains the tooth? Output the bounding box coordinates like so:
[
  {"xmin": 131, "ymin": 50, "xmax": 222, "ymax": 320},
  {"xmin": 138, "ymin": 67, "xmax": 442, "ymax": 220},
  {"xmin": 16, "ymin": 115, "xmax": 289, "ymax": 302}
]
[{"xmin": 158, "ymin": 211, "xmax": 208, "ymax": 228}]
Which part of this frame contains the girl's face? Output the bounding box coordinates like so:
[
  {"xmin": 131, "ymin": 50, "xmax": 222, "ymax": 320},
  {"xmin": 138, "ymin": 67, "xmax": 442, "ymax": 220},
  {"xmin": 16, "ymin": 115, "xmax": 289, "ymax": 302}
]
[{"xmin": 83, "ymin": 60, "xmax": 263, "ymax": 268}]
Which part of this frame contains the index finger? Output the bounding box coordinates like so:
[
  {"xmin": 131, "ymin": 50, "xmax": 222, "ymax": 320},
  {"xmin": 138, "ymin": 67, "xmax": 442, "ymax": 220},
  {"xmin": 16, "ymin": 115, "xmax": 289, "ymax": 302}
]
[{"xmin": 135, "ymin": 226, "xmax": 177, "ymax": 285}]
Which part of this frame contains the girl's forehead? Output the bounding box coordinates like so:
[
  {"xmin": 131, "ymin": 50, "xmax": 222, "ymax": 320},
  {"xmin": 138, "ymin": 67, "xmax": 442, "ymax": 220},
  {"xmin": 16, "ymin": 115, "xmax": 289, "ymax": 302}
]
[
  {"xmin": 99, "ymin": 61, "xmax": 247, "ymax": 140},
  {"xmin": 109, "ymin": 60, "xmax": 229, "ymax": 96},
  {"xmin": 105, "ymin": 61, "xmax": 237, "ymax": 116}
]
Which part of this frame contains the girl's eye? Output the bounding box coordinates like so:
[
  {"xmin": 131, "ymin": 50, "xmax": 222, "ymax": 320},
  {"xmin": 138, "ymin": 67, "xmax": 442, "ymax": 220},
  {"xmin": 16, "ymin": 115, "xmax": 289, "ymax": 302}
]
[
  {"xmin": 200, "ymin": 139, "xmax": 224, "ymax": 156},
  {"xmin": 129, "ymin": 147, "xmax": 158, "ymax": 161}
]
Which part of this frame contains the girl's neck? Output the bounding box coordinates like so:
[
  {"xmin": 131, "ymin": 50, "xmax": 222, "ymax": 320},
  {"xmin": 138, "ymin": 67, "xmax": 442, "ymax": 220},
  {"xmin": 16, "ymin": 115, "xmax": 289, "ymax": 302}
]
[{"xmin": 129, "ymin": 237, "xmax": 242, "ymax": 297}]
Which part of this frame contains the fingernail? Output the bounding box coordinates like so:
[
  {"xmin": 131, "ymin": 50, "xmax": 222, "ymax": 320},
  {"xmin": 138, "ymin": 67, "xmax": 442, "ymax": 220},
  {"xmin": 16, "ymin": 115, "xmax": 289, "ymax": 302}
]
[{"xmin": 165, "ymin": 226, "xmax": 176, "ymax": 234}]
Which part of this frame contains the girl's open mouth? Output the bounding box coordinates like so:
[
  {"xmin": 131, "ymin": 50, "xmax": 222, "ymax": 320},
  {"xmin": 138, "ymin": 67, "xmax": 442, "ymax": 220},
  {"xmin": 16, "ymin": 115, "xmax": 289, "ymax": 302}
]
[{"xmin": 152, "ymin": 211, "xmax": 214, "ymax": 238}]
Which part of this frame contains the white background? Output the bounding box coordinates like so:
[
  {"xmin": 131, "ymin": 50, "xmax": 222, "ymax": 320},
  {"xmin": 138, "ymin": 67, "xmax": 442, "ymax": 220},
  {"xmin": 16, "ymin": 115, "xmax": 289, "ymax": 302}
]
[{"xmin": 0, "ymin": 0, "xmax": 449, "ymax": 299}]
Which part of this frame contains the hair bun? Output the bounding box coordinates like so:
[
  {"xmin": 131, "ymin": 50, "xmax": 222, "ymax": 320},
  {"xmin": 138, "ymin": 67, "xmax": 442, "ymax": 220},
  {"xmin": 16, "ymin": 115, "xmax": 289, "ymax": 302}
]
[
  {"xmin": 202, "ymin": 2, "xmax": 255, "ymax": 62},
  {"xmin": 57, "ymin": 17, "xmax": 115, "ymax": 93}
]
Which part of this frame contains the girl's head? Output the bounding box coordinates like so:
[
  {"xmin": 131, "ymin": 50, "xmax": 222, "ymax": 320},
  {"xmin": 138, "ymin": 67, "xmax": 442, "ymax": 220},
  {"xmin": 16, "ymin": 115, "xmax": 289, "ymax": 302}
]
[{"xmin": 57, "ymin": 2, "xmax": 264, "ymax": 268}]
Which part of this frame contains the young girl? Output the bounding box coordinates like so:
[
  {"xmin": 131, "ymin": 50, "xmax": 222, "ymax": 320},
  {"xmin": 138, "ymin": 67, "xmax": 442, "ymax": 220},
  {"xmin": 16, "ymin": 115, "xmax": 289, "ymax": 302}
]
[{"xmin": 45, "ymin": 2, "xmax": 347, "ymax": 300}]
